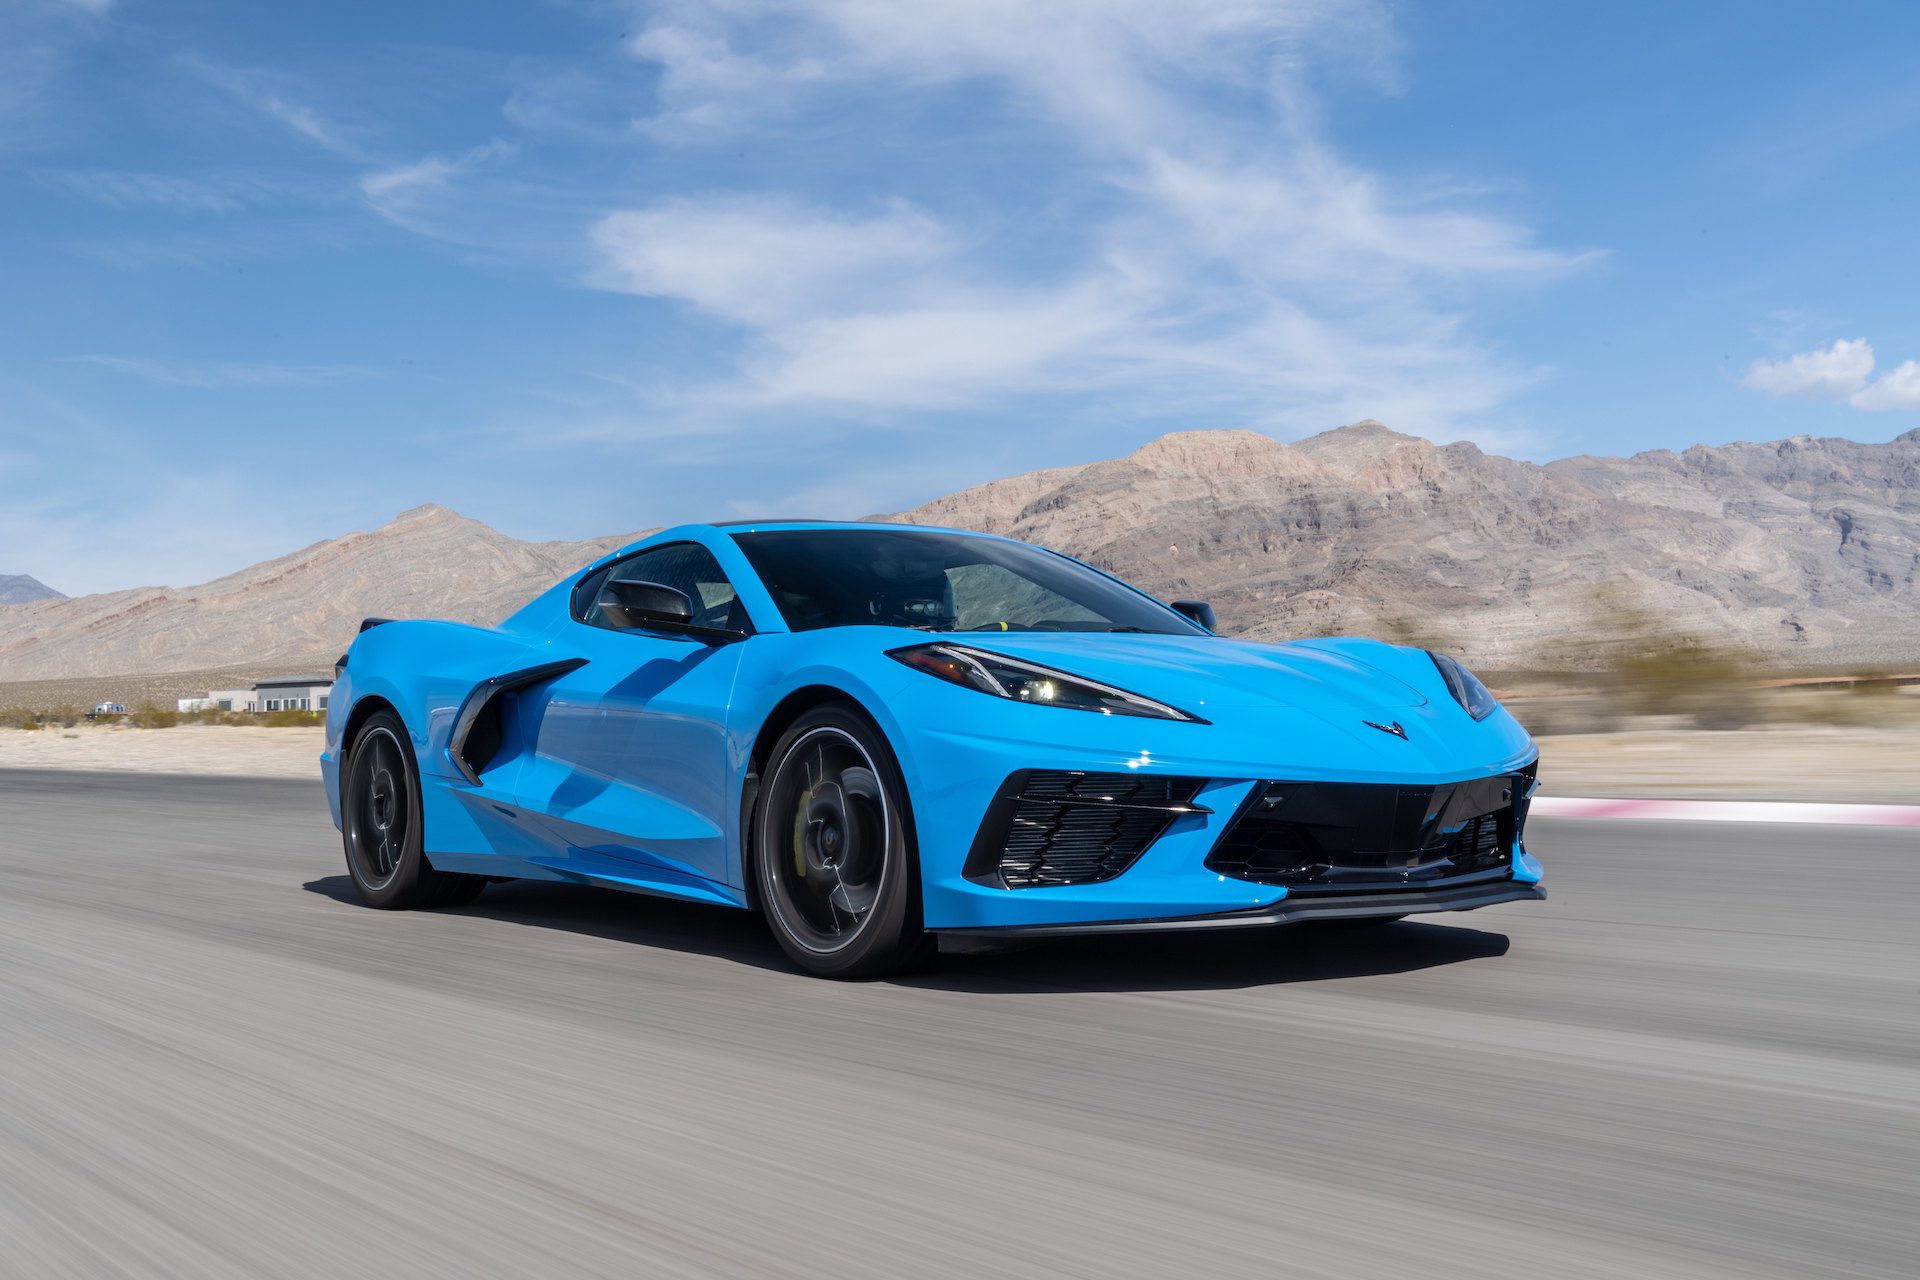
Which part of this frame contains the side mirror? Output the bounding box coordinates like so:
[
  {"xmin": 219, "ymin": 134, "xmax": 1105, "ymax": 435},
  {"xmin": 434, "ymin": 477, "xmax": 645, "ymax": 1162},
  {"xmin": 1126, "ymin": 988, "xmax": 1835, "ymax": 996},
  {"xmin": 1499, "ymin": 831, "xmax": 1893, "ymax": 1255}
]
[
  {"xmin": 597, "ymin": 580, "xmax": 747, "ymax": 644},
  {"xmin": 1170, "ymin": 599, "xmax": 1217, "ymax": 632}
]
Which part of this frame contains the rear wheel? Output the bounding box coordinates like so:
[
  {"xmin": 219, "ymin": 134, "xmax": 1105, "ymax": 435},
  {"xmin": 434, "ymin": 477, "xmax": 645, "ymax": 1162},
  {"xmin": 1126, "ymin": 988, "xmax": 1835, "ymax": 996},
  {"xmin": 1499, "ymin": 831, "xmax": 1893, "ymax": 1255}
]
[
  {"xmin": 753, "ymin": 706, "xmax": 933, "ymax": 978},
  {"xmin": 342, "ymin": 709, "xmax": 486, "ymax": 909}
]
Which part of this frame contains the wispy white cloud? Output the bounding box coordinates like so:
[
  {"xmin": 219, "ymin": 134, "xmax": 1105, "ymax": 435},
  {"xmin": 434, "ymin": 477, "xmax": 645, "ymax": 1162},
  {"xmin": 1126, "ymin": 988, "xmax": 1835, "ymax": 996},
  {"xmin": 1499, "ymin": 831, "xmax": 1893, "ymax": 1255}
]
[
  {"xmin": 632, "ymin": 0, "xmax": 1400, "ymax": 147},
  {"xmin": 359, "ymin": 139, "xmax": 519, "ymax": 239},
  {"xmin": 69, "ymin": 355, "xmax": 381, "ymax": 389},
  {"xmin": 1744, "ymin": 338, "xmax": 1920, "ymax": 410},
  {"xmin": 36, "ymin": 168, "xmax": 291, "ymax": 213},
  {"xmin": 586, "ymin": 0, "xmax": 1588, "ymax": 440},
  {"xmin": 590, "ymin": 195, "xmax": 952, "ymax": 327},
  {"xmin": 180, "ymin": 52, "xmax": 364, "ymax": 160}
]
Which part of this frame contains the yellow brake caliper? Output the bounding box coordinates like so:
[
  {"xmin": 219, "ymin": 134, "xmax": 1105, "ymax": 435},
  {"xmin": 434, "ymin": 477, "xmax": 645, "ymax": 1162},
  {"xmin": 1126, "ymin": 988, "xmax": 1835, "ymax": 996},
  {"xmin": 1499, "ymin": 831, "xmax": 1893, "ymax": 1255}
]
[{"xmin": 791, "ymin": 785, "xmax": 813, "ymax": 879}]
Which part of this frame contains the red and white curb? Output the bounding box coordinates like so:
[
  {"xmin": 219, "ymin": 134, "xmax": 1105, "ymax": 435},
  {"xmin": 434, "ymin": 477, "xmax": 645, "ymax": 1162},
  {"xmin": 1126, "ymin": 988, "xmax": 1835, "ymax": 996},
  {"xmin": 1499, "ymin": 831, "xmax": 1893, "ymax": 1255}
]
[{"xmin": 1531, "ymin": 797, "xmax": 1920, "ymax": 828}]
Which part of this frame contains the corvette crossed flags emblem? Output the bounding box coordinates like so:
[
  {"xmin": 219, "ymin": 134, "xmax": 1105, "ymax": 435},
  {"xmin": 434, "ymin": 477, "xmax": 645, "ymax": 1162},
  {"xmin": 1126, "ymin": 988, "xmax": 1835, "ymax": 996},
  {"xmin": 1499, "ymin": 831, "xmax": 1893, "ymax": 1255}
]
[{"xmin": 1362, "ymin": 719, "xmax": 1408, "ymax": 739}]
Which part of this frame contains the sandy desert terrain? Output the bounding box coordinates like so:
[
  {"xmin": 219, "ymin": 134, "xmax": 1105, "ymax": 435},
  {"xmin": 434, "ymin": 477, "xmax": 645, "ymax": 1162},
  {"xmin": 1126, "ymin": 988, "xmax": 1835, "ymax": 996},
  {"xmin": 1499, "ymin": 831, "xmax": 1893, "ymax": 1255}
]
[
  {"xmin": 0, "ymin": 724, "xmax": 327, "ymax": 779},
  {"xmin": 3, "ymin": 721, "xmax": 1914, "ymax": 803}
]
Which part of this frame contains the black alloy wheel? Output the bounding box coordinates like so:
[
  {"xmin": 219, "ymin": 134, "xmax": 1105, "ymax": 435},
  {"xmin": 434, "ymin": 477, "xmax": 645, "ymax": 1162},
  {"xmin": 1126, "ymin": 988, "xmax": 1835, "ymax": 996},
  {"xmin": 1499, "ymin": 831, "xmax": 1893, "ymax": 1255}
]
[
  {"xmin": 342, "ymin": 709, "xmax": 485, "ymax": 909},
  {"xmin": 754, "ymin": 706, "xmax": 933, "ymax": 978}
]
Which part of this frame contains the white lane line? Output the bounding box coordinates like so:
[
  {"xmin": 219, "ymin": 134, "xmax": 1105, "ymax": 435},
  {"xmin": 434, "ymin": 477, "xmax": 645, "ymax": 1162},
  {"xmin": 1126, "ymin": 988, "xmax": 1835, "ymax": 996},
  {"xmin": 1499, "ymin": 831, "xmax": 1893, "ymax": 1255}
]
[{"xmin": 1532, "ymin": 797, "xmax": 1920, "ymax": 827}]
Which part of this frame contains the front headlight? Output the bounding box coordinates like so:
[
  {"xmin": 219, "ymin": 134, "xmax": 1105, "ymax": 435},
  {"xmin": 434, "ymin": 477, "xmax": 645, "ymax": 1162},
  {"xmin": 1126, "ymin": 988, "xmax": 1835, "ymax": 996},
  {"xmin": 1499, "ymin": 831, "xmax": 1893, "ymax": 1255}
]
[
  {"xmin": 1429, "ymin": 651, "xmax": 1498, "ymax": 721},
  {"xmin": 888, "ymin": 643, "xmax": 1203, "ymax": 722}
]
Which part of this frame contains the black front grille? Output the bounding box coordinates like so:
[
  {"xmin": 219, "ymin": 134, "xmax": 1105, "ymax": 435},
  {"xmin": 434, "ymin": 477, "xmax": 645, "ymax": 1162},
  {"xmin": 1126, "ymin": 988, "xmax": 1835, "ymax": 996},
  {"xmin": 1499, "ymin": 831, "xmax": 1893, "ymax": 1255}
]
[
  {"xmin": 1018, "ymin": 771, "xmax": 1197, "ymax": 806},
  {"xmin": 1207, "ymin": 770, "xmax": 1528, "ymax": 892},
  {"xmin": 967, "ymin": 770, "xmax": 1208, "ymax": 889}
]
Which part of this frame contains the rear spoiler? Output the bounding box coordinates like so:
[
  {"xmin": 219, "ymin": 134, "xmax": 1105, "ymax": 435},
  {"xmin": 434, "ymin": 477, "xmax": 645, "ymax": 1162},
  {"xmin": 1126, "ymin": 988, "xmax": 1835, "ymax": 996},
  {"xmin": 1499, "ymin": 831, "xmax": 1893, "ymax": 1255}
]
[{"xmin": 336, "ymin": 617, "xmax": 398, "ymax": 677}]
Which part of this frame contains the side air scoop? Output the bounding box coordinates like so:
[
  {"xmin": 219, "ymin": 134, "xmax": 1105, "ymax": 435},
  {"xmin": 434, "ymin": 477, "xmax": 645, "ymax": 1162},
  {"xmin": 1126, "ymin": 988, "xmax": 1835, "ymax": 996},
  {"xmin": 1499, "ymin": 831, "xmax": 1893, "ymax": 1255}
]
[{"xmin": 446, "ymin": 658, "xmax": 588, "ymax": 785}]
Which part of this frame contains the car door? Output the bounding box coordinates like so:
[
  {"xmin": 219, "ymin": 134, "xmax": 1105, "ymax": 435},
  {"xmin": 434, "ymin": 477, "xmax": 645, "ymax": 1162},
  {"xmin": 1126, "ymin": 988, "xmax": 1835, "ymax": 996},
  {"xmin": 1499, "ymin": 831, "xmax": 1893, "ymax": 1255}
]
[{"xmin": 513, "ymin": 541, "xmax": 752, "ymax": 891}]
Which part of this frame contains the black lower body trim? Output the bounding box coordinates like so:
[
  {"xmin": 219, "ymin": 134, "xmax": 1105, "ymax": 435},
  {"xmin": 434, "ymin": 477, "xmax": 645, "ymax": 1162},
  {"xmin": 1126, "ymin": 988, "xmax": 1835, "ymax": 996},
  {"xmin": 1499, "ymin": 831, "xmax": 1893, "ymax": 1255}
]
[{"xmin": 935, "ymin": 880, "xmax": 1546, "ymax": 938}]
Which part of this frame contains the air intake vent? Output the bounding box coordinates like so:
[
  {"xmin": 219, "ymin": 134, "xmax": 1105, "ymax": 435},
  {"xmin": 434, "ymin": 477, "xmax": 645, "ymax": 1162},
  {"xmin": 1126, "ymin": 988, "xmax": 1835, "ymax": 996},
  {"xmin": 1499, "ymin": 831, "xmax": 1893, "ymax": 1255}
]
[
  {"xmin": 966, "ymin": 770, "xmax": 1208, "ymax": 889},
  {"xmin": 1206, "ymin": 773, "xmax": 1524, "ymax": 891}
]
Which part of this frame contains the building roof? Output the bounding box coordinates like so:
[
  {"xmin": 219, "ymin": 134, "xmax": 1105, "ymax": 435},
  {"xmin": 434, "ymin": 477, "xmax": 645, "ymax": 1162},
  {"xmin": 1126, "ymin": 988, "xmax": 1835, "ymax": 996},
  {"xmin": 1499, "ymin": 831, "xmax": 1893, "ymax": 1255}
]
[{"xmin": 252, "ymin": 675, "xmax": 335, "ymax": 690}]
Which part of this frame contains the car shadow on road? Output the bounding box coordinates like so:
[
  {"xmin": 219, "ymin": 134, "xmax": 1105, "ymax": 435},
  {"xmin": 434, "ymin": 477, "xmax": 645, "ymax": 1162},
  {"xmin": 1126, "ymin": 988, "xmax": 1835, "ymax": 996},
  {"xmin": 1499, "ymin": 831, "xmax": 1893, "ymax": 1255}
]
[
  {"xmin": 302, "ymin": 875, "xmax": 794, "ymax": 975},
  {"xmin": 907, "ymin": 921, "xmax": 1512, "ymax": 994},
  {"xmin": 304, "ymin": 874, "xmax": 1511, "ymax": 992}
]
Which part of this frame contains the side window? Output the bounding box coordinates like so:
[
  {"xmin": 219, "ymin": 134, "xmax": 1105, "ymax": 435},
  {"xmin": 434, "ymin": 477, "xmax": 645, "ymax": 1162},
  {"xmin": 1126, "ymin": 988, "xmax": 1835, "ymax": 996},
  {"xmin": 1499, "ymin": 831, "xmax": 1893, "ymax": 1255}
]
[{"xmin": 577, "ymin": 542, "xmax": 748, "ymax": 633}]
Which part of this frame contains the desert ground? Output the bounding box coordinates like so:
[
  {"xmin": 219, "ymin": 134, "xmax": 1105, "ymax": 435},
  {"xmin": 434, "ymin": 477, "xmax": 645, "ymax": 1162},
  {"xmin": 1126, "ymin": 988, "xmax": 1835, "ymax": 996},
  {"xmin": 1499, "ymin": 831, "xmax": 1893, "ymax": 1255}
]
[
  {"xmin": 2, "ymin": 720, "xmax": 1915, "ymax": 802},
  {"xmin": 0, "ymin": 724, "xmax": 328, "ymax": 778}
]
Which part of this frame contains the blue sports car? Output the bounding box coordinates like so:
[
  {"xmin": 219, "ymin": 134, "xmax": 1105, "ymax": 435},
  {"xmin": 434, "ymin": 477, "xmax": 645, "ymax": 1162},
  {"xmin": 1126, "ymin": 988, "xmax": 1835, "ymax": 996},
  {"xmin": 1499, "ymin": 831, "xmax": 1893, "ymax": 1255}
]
[{"xmin": 322, "ymin": 522, "xmax": 1544, "ymax": 977}]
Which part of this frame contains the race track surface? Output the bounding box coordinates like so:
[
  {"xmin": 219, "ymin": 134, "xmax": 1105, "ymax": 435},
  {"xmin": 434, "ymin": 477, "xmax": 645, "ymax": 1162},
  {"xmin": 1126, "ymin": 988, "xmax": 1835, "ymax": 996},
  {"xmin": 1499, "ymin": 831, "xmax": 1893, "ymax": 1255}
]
[{"xmin": 2, "ymin": 769, "xmax": 1915, "ymax": 1278}]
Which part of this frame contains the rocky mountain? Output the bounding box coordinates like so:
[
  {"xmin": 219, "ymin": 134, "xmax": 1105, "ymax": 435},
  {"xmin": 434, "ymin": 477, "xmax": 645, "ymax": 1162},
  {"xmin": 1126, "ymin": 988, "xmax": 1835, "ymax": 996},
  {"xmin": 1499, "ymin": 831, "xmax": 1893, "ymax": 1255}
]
[
  {"xmin": 890, "ymin": 422, "xmax": 1920, "ymax": 669},
  {"xmin": 0, "ymin": 575, "xmax": 63, "ymax": 605},
  {"xmin": 0, "ymin": 506, "xmax": 644, "ymax": 683},
  {"xmin": 4, "ymin": 423, "xmax": 1917, "ymax": 683}
]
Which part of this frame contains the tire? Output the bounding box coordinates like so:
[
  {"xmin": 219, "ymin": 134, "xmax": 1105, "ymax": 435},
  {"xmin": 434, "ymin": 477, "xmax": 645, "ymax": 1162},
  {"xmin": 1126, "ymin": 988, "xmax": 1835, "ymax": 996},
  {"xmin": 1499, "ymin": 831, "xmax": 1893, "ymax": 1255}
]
[
  {"xmin": 752, "ymin": 705, "xmax": 934, "ymax": 979},
  {"xmin": 342, "ymin": 709, "xmax": 486, "ymax": 910}
]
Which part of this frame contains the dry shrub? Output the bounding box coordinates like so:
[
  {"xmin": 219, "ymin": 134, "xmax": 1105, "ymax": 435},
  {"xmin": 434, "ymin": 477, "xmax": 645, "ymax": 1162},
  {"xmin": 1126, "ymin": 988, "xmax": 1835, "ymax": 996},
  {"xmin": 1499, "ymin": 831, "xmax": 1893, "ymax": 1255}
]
[
  {"xmin": 0, "ymin": 707, "xmax": 44, "ymax": 730},
  {"xmin": 1769, "ymin": 679, "xmax": 1920, "ymax": 729},
  {"xmin": 1506, "ymin": 694, "xmax": 1622, "ymax": 737},
  {"xmin": 257, "ymin": 709, "xmax": 324, "ymax": 727},
  {"xmin": 1535, "ymin": 582, "xmax": 1763, "ymax": 729},
  {"xmin": 175, "ymin": 706, "xmax": 252, "ymax": 727},
  {"xmin": 130, "ymin": 702, "xmax": 180, "ymax": 729},
  {"xmin": 1612, "ymin": 643, "xmax": 1760, "ymax": 729}
]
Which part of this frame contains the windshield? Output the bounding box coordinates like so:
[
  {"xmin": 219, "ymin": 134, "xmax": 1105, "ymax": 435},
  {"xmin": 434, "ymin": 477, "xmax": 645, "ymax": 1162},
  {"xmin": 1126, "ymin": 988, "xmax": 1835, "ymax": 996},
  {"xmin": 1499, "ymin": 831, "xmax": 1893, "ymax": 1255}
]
[{"xmin": 731, "ymin": 528, "xmax": 1206, "ymax": 635}]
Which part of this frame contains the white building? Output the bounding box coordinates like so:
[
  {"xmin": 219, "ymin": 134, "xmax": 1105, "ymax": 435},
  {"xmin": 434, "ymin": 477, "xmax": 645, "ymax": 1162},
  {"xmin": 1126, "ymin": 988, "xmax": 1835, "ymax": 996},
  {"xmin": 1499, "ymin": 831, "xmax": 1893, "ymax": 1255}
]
[
  {"xmin": 177, "ymin": 677, "xmax": 333, "ymax": 714},
  {"xmin": 248, "ymin": 675, "xmax": 334, "ymax": 713},
  {"xmin": 177, "ymin": 688, "xmax": 251, "ymax": 713}
]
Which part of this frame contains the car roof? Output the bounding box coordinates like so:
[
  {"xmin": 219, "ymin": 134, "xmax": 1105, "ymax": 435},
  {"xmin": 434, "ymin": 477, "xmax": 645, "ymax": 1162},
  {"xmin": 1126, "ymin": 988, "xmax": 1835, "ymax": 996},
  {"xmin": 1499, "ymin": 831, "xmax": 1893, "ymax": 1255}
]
[
  {"xmin": 687, "ymin": 519, "xmax": 1007, "ymax": 539},
  {"xmin": 582, "ymin": 520, "xmax": 1018, "ymax": 580}
]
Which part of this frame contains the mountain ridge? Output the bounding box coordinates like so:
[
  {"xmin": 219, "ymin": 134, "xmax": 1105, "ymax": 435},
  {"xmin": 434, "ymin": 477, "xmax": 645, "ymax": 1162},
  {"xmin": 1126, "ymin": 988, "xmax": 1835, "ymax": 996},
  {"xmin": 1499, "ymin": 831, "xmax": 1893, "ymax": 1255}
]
[
  {"xmin": 0, "ymin": 510, "xmax": 647, "ymax": 683},
  {"xmin": 4, "ymin": 421, "xmax": 1917, "ymax": 682},
  {"xmin": 885, "ymin": 422, "xmax": 1920, "ymax": 667},
  {"xmin": 0, "ymin": 575, "xmax": 64, "ymax": 606}
]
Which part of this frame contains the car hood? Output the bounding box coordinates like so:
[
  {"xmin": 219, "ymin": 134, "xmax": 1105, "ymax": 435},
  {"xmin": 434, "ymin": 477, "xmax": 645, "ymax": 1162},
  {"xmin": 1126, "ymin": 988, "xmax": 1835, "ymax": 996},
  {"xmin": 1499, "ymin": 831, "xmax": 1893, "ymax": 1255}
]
[{"xmin": 927, "ymin": 631, "xmax": 1432, "ymax": 716}]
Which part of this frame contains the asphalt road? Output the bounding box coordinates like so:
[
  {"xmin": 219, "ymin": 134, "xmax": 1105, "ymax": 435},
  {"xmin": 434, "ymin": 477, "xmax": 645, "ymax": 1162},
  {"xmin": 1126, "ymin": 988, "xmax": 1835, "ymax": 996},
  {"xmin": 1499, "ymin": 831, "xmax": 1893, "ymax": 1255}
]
[{"xmin": 2, "ymin": 769, "xmax": 1915, "ymax": 1279}]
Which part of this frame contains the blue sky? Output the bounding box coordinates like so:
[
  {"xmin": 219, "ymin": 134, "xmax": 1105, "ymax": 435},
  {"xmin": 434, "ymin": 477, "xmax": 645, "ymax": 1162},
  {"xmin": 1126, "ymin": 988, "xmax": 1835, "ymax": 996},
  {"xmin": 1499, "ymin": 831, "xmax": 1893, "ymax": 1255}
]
[{"xmin": 5, "ymin": 0, "xmax": 1918, "ymax": 594}]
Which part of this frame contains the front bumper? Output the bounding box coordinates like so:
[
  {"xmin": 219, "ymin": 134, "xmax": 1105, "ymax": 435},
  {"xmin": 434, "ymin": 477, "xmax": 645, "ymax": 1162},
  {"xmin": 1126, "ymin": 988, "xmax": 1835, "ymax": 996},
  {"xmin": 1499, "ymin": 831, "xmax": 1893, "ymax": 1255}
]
[{"xmin": 894, "ymin": 704, "xmax": 1545, "ymax": 932}]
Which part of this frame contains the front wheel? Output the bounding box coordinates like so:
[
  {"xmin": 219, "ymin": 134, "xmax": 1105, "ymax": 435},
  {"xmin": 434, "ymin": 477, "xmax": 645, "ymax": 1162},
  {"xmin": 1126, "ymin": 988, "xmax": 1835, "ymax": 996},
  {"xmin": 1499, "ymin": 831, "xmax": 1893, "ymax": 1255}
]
[
  {"xmin": 342, "ymin": 709, "xmax": 486, "ymax": 909},
  {"xmin": 753, "ymin": 706, "xmax": 933, "ymax": 978}
]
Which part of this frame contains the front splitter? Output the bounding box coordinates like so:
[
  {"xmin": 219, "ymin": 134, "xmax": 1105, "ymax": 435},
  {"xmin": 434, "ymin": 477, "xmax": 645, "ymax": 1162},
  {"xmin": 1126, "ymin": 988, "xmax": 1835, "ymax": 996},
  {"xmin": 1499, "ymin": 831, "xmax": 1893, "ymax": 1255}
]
[{"xmin": 933, "ymin": 879, "xmax": 1546, "ymax": 938}]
